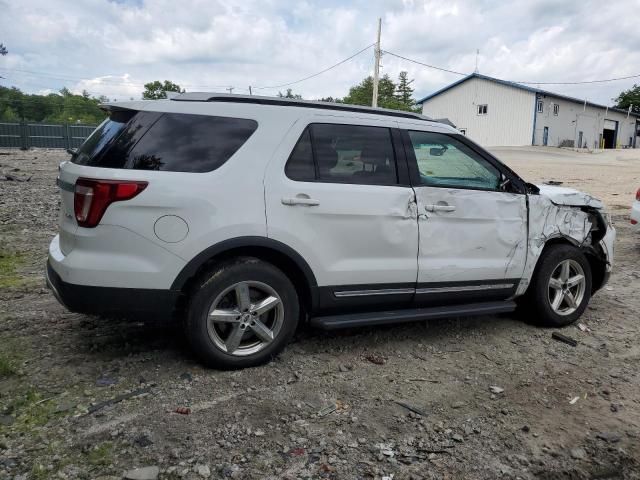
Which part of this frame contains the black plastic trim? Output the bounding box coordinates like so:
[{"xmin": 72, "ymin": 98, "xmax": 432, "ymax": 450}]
[
  {"xmin": 170, "ymin": 236, "xmax": 318, "ymax": 291},
  {"xmin": 47, "ymin": 261, "xmax": 180, "ymax": 316},
  {"xmin": 310, "ymin": 301, "xmax": 516, "ymax": 330}
]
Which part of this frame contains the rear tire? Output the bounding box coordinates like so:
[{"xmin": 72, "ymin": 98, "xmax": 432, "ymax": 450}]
[
  {"xmin": 525, "ymin": 244, "xmax": 592, "ymax": 327},
  {"xmin": 185, "ymin": 257, "xmax": 299, "ymax": 369}
]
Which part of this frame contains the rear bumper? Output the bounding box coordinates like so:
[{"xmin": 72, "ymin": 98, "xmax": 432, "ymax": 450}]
[{"xmin": 46, "ymin": 260, "xmax": 181, "ymax": 316}]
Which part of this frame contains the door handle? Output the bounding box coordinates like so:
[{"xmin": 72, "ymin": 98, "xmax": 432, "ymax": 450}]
[
  {"xmin": 424, "ymin": 204, "xmax": 456, "ymax": 212},
  {"xmin": 281, "ymin": 196, "xmax": 320, "ymax": 206}
]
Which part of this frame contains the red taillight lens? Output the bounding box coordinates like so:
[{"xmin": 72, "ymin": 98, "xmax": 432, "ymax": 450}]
[
  {"xmin": 74, "ymin": 178, "xmax": 147, "ymax": 228},
  {"xmin": 636, "ymin": 188, "xmax": 640, "ymax": 201}
]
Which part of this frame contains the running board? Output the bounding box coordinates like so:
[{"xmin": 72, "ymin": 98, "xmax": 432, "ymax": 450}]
[{"xmin": 309, "ymin": 301, "xmax": 516, "ymax": 330}]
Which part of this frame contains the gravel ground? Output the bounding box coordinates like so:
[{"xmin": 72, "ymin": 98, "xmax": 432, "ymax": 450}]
[{"xmin": 0, "ymin": 147, "xmax": 639, "ymax": 480}]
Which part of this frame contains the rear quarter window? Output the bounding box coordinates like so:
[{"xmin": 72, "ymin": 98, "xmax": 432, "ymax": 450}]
[{"xmin": 73, "ymin": 112, "xmax": 258, "ymax": 173}]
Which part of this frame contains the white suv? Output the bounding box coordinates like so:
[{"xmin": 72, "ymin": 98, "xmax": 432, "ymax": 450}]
[{"xmin": 47, "ymin": 94, "xmax": 616, "ymax": 368}]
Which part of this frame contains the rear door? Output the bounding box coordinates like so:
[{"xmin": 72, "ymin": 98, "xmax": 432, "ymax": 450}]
[
  {"xmin": 402, "ymin": 128, "xmax": 527, "ymax": 306},
  {"xmin": 265, "ymin": 117, "xmax": 419, "ymax": 312}
]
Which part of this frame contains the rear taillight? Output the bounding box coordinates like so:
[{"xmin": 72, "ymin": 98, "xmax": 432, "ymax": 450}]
[
  {"xmin": 74, "ymin": 178, "xmax": 147, "ymax": 228},
  {"xmin": 636, "ymin": 188, "xmax": 640, "ymax": 201}
]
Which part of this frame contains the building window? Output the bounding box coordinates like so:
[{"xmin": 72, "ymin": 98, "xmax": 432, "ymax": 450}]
[
  {"xmin": 537, "ymin": 100, "xmax": 544, "ymax": 113},
  {"xmin": 477, "ymin": 104, "xmax": 488, "ymax": 115},
  {"xmin": 553, "ymin": 104, "xmax": 559, "ymax": 116}
]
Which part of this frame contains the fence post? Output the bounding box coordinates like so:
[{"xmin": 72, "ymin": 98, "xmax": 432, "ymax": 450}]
[
  {"xmin": 63, "ymin": 123, "xmax": 71, "ymax": 150},
  {"xmin": 19, "ymin": 121, "xmax": 28, "ymax": 150}
]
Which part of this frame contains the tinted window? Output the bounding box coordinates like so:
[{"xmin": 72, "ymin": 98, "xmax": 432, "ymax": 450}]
[
  {"xmin": 285, "ymin": 129, "xmax": 315, "ymax": 181},
  {"xmin": 313, "ymin": 124, "xmax": 397, "ymax": 184},
  {"xmin": 73, "ymin": 112, "xmax": 257, "ymax": 172},
  {"xmin": 72, "ymin": 110, "xmax": 137, "ymax": 166},
  {"xmin": 285, "ymin": 124, "xmax": 398, "ymax": 184},
  {"xmin": 408, "ymin": 131, "xmax": 499, "ymax": 190}
]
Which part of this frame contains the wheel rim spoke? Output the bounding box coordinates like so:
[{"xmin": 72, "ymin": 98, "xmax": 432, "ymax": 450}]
[
  {"xmin": 224, "ymin": 324, "xmax": 245, "ymax": 353},
  {"xmin": 551, "ymin": 291, "xmax": 564, "ymax": 311},
  {"xmin": 564, "ymin": 291, "xmax": 578, "ymax": 308},
  {"xmin": 549, "ymin": 277, "xmax": 563, "ymax": 290},
  {"xmin": 566, "ymin": 274, "xmax": 584, "ymax": 288},
  {"xmin": 250, "ymin": 319, "xmax": 274, "ymax": 343},
  {"xmin": 235, "ymin": 282, "xmax": 251, "ymax": 311},
  {"xmin": 209, "ymin": 308, "xmax": 241, "ymax": 323},
  {"xmin": 251, "ymin": 295, "xmax": 280, "ymax": 316},
  {"xmin": 560, "ymin": 261, "xmax": 571, "ymax": 282}
]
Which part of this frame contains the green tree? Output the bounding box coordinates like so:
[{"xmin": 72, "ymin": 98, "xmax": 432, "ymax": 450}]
[
  {"xmin": 342, "ymin": 74, "xmax": 404, "ymax": 110},
  {"xmin": 396, "ymin": 71, "xmax": 416, "ymax": 109},
  {"xmin": 0, "ymin": 43, "xmax": 7, "ymax": 56},
  {"xmin": 614, "ymin": 84, "xmax": 640, "ymax": 114},
  {"xmin": 142, "ymin": 80, "xmax": 184, "ymax": 100},
  {"xmin": 277, "ymin": 88, "xmax": 302, "ymax": 99}
]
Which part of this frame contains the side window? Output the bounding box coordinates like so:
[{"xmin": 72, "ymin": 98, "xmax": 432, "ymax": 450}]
[
  {"xmin": 285, "ymin": 124, "xmax": 398, "ymax": 185},
  {"xmin": 285, "ymin": 129, "xmax": 315, "ymax": 181},
  {"xmin": 122, "ymin": 113, "xmax": 257, "ymax": 172},
  {"xmin": 408, "ymin": 131, "xmax": 500, "ymax": 190}
]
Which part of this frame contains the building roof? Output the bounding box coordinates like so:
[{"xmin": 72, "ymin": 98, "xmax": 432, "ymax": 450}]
[{"xmin": 416, "ymin": 73, "xmax": 640, "ymax": 118}]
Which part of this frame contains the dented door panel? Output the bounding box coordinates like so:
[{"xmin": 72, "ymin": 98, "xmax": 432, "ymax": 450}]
[{"xmin": 415, "ymin": 187, "xmax": 528, "ymax": 283}]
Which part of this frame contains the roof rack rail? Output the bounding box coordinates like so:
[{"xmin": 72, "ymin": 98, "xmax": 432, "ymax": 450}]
[{"xmin": 171, "ymin": 92, "xmax": 431, "ymax": 121}]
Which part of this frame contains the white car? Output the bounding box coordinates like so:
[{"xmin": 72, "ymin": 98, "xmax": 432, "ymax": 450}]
[
  {"xmin": 632, "ymin": 188, "xmax": 640, "ymax": 227},
  {"xmin": 47, "ymin": 94, "xmax": 615, "ymax": 369}
]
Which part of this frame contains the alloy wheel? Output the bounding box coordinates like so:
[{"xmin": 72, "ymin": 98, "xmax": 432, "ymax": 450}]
[
  {"xmin": 547, "ymin": 259, "xmax": 586, "ymax": 316},
  {"xmin": 206, "ymin": 281, "xmax": 284, "ymax": 356}
]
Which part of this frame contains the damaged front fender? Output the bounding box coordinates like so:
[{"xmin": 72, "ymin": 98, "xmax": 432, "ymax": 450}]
[{"xmin": 515, "ymin": 189, "xmax": 615, "ymax": 296}]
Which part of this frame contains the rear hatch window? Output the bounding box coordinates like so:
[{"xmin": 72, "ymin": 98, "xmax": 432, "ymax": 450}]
[{"xmin": 71, "ymin": 111, "xmax": 258, "ymax": 172}]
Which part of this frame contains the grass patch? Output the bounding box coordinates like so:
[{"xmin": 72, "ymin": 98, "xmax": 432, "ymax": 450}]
[
  {"xmin": 1, "ymin": 389, "xmax": 59, "ymax": 433},
  {"xmin": 0, "ymin": 249, "xmax": 28, "ymax": 289},
  {"xmin": 0, "ymin": 337, "xmax": 22, "ymax": 377},
  {"xmin": 86, "ymin": 441, "xmax": 114, "ymax": 466}
]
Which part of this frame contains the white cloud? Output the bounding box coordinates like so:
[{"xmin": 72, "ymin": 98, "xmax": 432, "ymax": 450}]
[{"xmin": 0, "ymin": 0, "xmax": 638, "ymax": 105}]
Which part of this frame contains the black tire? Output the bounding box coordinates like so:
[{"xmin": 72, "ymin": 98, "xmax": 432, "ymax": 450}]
[
  {"xmin": 525, "ymin": 244, "xmax": 592, "ymax": 327},
  {"xmin": 185, "ymin": 257, "xmax": 299, "ymax": 369}
]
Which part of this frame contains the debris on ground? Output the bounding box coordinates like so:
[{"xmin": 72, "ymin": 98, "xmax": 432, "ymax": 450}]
[
  {"xmin": 577, "ymin": 323, "xmax": 591, "ymax": 332},
  {"xmin": 569, "ymin": 396, "xmax": 580, "ymax": 405},
  {"xmin": 364, "ymin": 353, "xmax": 386, "ymax": 365},
  {"xmin": 394, "ymin": 400, "xmax": 427, "ymax": 417},
  {"xmin": 489, "ymin": 386, "xmax": 504, "ymax": 394},
  {"xmin": 173, "ymin": 407, "xmax": 191, "ymax": 415},
  {"xmin": 87, "ymin": 384, "xmax": 156, "ymax": 414},
  {"xmin": 123, "ymin": 465, "xmax": 160, "ymax": 480},
  {"xmin": 552, "ymin": 332, "xmax": 578, "ymax": 347},
  {"xmin": 317, "ymin": 404, "xmax": 337, "ymax": 417}
]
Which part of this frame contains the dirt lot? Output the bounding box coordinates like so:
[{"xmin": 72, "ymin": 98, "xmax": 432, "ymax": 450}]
[{"xmin": 0, "ymin": 146, "xmax": 639, "ymax": 480}]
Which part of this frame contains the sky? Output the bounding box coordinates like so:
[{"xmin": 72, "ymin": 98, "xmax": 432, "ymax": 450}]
[{"xmin": 1, "ymin": 0, "xmax": 639, "ymax": 106}]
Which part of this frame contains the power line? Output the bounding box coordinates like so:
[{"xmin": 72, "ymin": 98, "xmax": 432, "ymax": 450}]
[
  {"xmin": 253, "ymin": 43, "xmax": 374, "ymax": 90},
  {"xmin": 383, "ymin": 49, "xmax": 640, "ymax": 85},
  {"xmin": 382, "ymin": 50, "xmax": 467, "ymax": 76}
]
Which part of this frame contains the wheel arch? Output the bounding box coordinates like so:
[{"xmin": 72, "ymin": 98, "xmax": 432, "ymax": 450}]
[
  {"xmin": 533, "ymin": 235, "xmax": 606, "ymax": 294},
  {"xmin": 172, "ymin": 237, "xmax": 318, "ymax": 312}
]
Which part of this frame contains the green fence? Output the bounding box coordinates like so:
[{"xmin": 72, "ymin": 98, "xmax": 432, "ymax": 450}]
[{"xmin": 0, "ymin": 122, "xmax": 97, "ymax": 149}]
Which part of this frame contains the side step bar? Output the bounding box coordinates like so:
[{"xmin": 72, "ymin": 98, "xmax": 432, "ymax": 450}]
[{"xmin": 309, "ymin": 301, "xmax": 516, "ymax": 330}]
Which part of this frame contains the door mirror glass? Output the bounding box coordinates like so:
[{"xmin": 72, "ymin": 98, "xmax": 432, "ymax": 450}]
[{"xmin": 408, "ymin": 131, "xmax": 500, "ymax": 190}]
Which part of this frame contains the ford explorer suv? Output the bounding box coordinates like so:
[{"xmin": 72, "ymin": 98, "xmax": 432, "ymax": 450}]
[{"xmin": 47, "ymin": 94, "xmax": 616, "ymax": 369}]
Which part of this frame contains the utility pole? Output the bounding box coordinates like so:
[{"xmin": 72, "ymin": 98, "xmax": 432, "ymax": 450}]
[
  {"xmin": 226, "ymin": 87, "xmax": 234, "ymax": 94},
  {"xmin": 372, "ymin": 18, "xmax": 382, "ymax": 108},
  {"xmin": 248, "ymin": 86, "xmax": 252, "ymax": 95}
]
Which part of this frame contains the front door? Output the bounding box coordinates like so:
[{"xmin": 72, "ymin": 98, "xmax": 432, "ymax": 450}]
[
  {"xmin": 403, "ymin": 129, "xmax": 527, "ymax": 306},
  {"xmin": 265, "ymin": 119, "xmax": 419, "ymax": 311},
  {"xmin": 543, "ymin": 126, "xmax": 549, "ymax": 146}
]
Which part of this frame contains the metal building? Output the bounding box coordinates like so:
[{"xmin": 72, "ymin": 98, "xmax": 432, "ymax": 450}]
[{"xmin": 417, "ymin": 73, "xmax": 640, "ymax": 148}]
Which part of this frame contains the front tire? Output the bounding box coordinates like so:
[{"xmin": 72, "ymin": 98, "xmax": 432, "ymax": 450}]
[
  {"xmin": 526, "ymin": 244, "xmax": 592, "ymax": 327},
  {"xmin": 185, "ymin": 257, "xmax": 299, "ymax": 369}
]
